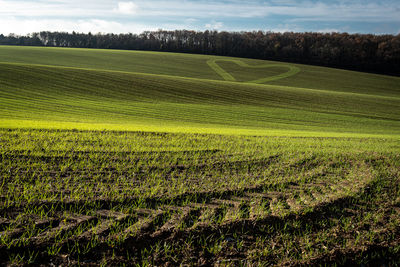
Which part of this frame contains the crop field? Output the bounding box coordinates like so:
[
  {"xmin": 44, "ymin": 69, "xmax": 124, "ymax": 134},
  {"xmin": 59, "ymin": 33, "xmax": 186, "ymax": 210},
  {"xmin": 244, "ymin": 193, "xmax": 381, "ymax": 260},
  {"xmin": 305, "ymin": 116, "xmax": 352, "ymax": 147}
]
[{"xmin": 0, "ymin": 46, "xmax": 400, "ymax": 265}]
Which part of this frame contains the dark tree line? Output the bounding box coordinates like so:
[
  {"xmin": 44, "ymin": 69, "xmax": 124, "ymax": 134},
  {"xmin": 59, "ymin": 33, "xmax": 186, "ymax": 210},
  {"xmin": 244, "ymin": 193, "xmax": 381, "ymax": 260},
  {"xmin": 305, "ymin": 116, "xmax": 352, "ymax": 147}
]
[{"xmin": 1, "ymin": 30, "xmax": 399, "ymax": 75}]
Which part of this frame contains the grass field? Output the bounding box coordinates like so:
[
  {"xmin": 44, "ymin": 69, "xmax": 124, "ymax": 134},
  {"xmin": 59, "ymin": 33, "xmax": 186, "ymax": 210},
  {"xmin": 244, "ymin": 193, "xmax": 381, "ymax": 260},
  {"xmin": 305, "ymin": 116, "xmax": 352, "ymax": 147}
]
[
  {"xmin": 1, "ymin": 45, "xmax": 400, "ymax": 137},
  {"xmin": 0, "ymin": 45, "xmax": 399, "ymax": 265}
]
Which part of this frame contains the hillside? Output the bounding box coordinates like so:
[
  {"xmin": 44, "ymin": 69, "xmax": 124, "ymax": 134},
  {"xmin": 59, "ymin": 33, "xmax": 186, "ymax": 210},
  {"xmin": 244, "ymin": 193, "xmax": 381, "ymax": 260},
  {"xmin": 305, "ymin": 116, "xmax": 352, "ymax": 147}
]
[
  {"xmin": 1, "ymin": 46, "xmax": 400, "ymax": 266},
  {"xmin": 0, "ymin": 46, "xmax": 399, "ymax": 137}
]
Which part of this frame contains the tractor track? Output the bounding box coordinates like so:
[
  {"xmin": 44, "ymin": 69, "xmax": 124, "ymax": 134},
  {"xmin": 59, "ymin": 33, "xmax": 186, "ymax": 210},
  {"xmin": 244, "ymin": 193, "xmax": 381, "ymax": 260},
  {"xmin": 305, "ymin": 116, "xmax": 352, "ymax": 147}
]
[{"xmin": 0, "ymin": 166, "xmax": 373, "ymax": 265}]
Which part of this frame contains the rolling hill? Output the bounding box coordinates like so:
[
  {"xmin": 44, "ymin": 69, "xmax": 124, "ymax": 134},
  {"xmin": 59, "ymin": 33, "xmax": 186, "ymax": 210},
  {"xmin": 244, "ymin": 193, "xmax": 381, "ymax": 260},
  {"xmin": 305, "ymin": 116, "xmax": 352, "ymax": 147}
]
[
  {"xmin": 1, "ymin": 45, "xmax": 400, "ymax": 266},
  {"xmin": 0, "ymin": 45, "xmax": 399, "ymax": 137}
]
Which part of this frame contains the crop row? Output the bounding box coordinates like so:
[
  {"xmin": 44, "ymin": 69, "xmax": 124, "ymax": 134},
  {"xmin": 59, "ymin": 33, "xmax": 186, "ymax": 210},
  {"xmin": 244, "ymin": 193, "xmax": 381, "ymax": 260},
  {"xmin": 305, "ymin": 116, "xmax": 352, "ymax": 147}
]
[{"xmin": 0, "ymin": 129, "xmax": 399, "ymax": 265}]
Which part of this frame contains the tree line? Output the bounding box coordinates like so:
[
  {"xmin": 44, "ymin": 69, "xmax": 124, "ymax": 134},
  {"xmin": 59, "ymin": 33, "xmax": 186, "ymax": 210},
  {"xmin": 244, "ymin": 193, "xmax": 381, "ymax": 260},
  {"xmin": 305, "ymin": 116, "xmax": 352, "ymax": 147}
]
[{"xmin": 1, "ymin": 30, "xmax": 399, "ymax": 75}]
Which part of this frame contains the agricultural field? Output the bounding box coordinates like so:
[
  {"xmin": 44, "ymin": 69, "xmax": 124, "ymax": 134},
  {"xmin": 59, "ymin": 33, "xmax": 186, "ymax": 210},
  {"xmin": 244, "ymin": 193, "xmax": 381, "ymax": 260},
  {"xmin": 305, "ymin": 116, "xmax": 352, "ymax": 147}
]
[{"xmin": 0, "ymin": 46, "xmax": 400, "ymax": 265}]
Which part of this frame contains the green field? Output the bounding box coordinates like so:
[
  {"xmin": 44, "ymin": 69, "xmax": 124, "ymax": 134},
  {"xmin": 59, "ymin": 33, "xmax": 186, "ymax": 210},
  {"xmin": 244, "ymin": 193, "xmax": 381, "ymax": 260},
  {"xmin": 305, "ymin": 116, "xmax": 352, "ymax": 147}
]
[
  {"xmin": 0, "ymin": 46, "xmax": 399, "ymax": 265},
  {"xmin": 0, "ymin": 45, "xmax": 399, "ymax": 137}
]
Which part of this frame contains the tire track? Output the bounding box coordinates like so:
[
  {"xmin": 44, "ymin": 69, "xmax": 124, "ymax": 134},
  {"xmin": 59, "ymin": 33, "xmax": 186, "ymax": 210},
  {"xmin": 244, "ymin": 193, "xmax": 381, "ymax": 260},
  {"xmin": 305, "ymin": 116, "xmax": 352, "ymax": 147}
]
[
  {"xmin": 207, "ymin": 59, "xmax": 300, "ymax": 83},
  {"xmin": 0, "ymin": 164, "xmax": 374, "ymax": 265}
]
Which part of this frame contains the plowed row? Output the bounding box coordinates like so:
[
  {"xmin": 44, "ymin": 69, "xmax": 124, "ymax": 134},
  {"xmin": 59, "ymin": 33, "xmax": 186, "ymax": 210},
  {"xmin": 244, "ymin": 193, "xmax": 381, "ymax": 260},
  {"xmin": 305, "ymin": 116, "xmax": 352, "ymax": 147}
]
[{"xmin": 1, "ymin": 129, "xmax": 399, "ymax": 265}]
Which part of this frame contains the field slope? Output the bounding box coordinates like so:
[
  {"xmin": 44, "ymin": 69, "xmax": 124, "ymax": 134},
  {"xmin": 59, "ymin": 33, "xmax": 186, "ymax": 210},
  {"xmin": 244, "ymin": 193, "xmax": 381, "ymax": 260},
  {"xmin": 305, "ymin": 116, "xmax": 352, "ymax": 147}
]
[
  {"xmin": 0, "ymin": 46, "xmax": 400, "ymax": 266},
  {"xmin": 0, "ymin": 45, "xmax": 399, "ymax": 137}
]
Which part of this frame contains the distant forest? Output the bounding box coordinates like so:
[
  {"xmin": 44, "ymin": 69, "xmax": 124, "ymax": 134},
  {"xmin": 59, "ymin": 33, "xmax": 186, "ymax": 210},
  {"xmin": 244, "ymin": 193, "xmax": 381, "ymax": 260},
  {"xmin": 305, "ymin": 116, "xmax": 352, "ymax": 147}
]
[{"xmin": 1, "ymin": 30, "xmax": 399, "ymax": 75}]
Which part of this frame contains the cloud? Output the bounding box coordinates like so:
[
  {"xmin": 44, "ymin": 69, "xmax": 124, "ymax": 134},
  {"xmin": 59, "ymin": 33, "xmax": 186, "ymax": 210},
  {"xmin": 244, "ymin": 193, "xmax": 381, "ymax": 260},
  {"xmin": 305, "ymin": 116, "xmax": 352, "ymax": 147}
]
[
  {"xmin": 185, "ymin": 18, "xmax": 198, "ymax": 24},
  {"xmin": 0, "ymin": 16, "xmax": 155, "ymax": 35},
  {"xmin": 317, "ymin": 28, "xmax": 340, "ymax": 33},
  {"xmin": 0, "ymin": 0, "xmax": 399, "ymax": 34},
  {"xmin": 0, "ymin": 0, "xmax": 399, "ymax": 22},
  {"xmin": 268, "ymin": 23, "xmax": 303, "ymax": 33},
  {"xmin": 0, "ymin": 0, "xmax": 110, "ymax": 17},
  {"xmin": 205, "ymin": 21, "xmax": 223, "ymax": 30},
  {"xmin": 114, "ymin": 2, "xmax": 138, "ymax": 15},
  {"xmin": 284, "ymin": 2, "xmax": 400, "ymax": 23},
  {"xmin": 1, "ymin": 0, "xmax": 398, "ymax": 22}
]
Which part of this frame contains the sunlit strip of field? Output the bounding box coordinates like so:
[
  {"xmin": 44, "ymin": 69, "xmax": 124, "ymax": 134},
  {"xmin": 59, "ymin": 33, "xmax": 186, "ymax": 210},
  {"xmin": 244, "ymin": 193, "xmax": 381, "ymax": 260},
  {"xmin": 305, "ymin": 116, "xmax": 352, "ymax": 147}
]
[{"xmin": 0, "ymin": 60, "xmax": 399, "ymax": 137}]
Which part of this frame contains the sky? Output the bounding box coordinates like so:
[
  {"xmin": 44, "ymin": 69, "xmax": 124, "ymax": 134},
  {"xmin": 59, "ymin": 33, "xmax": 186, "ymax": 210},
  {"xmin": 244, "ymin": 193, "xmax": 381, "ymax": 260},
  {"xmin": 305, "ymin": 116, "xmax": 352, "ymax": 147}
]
[{"xmin": 0, "ymin": 0, "xmax": 399, "ymax": 36}]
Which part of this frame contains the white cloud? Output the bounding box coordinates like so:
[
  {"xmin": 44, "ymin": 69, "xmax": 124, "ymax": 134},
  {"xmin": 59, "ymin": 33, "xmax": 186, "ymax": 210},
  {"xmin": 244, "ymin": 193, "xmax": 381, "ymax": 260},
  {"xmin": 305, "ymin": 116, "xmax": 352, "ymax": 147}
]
[
  {"xmin": 268, "ymin": 23, "xmax": 303, "ymax": 33},
  {"xmin": 0, "ymin": 0, "xmax": 399, "ymax": 34},
  {"xmin": 114, "ymin": 2, "xmax": 138, "ymax": 15},
  {"xmin": 0, "ymin": 0, "xmax": 398, "ymax": 22},
  {"xmin": 205, "ymin": 21, "xmax": 223, "ymax": 30},
  {"xmin": 0, "ymin": 0, "xmax": 110, "ymax": 17},
  {"xmin": 185, "ymin": 18, "xmax": 198, "ymax": 24},
  {"xmin": 0, "ymin": 16, "xmax": 155, "ymax": 35},
  {"xmin": 317, "ymin": 28, "xmax": 340, "ymax": 33}
]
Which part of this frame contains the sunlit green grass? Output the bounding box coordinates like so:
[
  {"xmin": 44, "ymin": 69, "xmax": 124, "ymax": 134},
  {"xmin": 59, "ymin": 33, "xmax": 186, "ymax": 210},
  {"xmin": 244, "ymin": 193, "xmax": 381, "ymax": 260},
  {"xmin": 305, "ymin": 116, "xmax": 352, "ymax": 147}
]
[
  {"xmin": 0, "ymin": 46, "xmax": 399, "ymax": 137},
  {"xmin": 0, "ymin": 46, "xmax": 399, "ymax": 265},
  {"xmin": 1, "ymin": 129, "xmax": 399, "ymax": 265}
]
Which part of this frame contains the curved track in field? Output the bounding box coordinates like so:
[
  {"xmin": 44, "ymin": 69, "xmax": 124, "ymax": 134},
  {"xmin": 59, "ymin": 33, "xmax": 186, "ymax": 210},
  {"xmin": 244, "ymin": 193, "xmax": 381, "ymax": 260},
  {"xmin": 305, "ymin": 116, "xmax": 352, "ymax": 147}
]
[
  {"xmin": 1, "ymin": 128, "xmax": 399, "ymax": 265},
  {"xmin": 0, "ymin": 159, "xmax": 379, "ymax": 265},
  {"xmin": 207, "ymin": 59, "xmax": 301, "ymax": 83}
]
